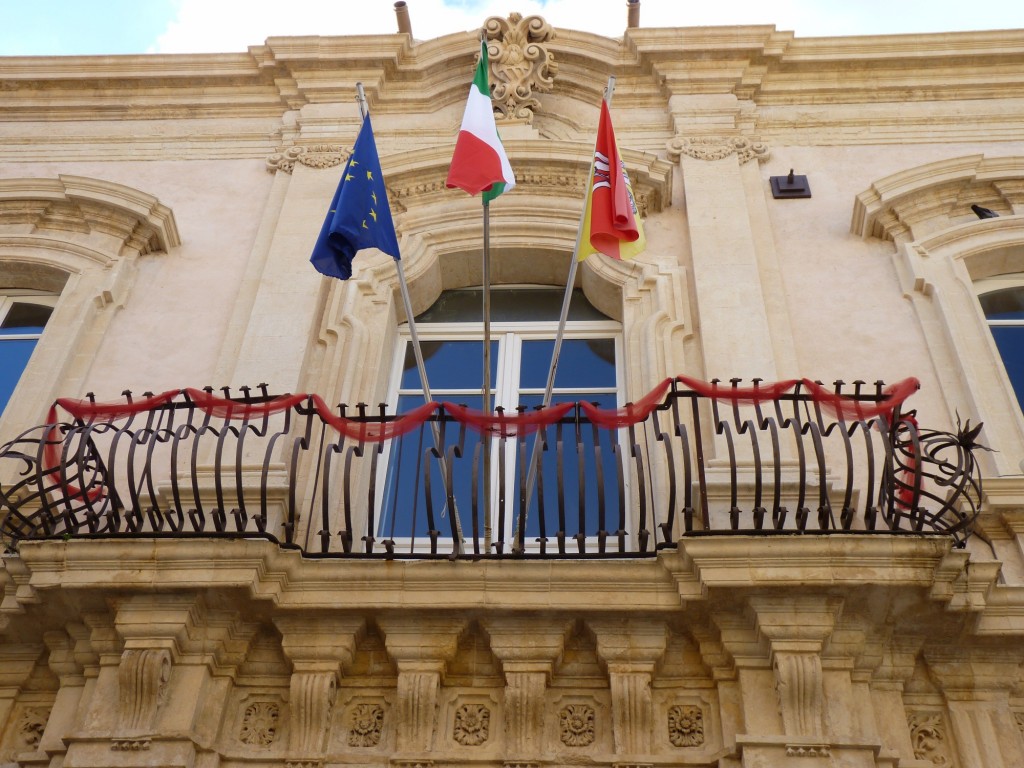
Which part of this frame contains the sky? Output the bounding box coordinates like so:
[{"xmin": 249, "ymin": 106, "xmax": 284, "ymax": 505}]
[{"xmin": 2, "ymin": 0, "xmax": 1024, "ymax": 56}]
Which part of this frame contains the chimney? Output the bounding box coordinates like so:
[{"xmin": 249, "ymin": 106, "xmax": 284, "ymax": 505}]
[
  {"xmin": 394, "ymin": 1, "xmax": 413, "ymax": 36},
  {"xmin": 627, "ymin": 0, "xmax": 640, "ymax": 29}
]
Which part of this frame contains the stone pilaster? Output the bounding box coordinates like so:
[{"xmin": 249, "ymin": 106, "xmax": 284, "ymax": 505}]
[
  {"xmin": 484, "ymin": 616, "xmax": 572, "ymax": 761},
  {"xmin": 591, "ymin": 618, "xmax": 668, "ymax": 758},
  {"xmin": 379, "ymin": 614, "xmax": 466, "ymax": 756}
]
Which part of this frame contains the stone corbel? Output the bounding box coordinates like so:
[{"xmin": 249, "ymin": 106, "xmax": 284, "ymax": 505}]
[
  {"xmin": 118, "ymin": 648, "xmax": 171, "ymax": 733},
  {"xmin": 483, "ymin": 616, "xmax": 572, "ymax": 759},
  {"xmin": 667, "ymin": 135, "xmax": 769, "ymax": 165},
  {"xmin": 590, "ymin": 618, "xmax": 668, "ymax": 756},
  {"xmin": 378, "ymin": 614, "xmax": 467, "ymax": 754},
  {"xmin": 747, "ymin": 596, "xmax": 842, "ymax": 742},
  {"xmin": 275, "ymin": 615, "xmax": 366, "ymax": 756}
]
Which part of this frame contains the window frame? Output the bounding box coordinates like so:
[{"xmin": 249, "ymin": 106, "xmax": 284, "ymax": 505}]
[{"xmin": 378, "ymin": 299, "xmax": 627, "ymax": 551}]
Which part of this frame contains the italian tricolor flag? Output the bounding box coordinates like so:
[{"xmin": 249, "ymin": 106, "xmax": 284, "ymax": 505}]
[{"xmin": 446, "ymin": 40, "xmax": 516, "ymax": 202}]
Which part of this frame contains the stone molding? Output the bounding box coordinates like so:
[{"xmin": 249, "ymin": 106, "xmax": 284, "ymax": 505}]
[
  {"xmin": 667, "ymin": 135, "xmax": 769, "ymax": 165},
  {"xmin": 483, "ymin": 13, "xmax": 557, "ymax": 123}
]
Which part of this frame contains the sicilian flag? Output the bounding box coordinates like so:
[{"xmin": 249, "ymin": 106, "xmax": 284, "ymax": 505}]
[
  {"xmin": 578, "ymin": 100, "xmax": 645, "ymax": 261},
  {"xmin": 446, "ymin": 40, "xmax": 516, "ymax": 202}
]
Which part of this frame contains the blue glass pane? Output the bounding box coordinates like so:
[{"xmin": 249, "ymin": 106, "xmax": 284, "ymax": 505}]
[
  {"xmin": 510, "ymin": 393, "xmax": 622, "ymax": 546},
  {"xmin": 377, "ymin": 394, "xmax": 484, "ymax": 543},
  {"xmin": 991, "ymin": 326, "xmax": 1024, "ymax": 406},
  {"xmin": 0, "ymin": 339, "xmax": 38, "ymax": 415},
  {"xmin": 519, "ymin": 339, "xmax": 616, "ymax": 390},
  {"xmin": 400, "ymin": 341, "xmax": 498, "ymax": 391}
]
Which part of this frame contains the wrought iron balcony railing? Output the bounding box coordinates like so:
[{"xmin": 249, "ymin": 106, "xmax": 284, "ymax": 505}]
[{"xmin": 0, "ymin": 378, "xmax": 983, "ymax": 557}]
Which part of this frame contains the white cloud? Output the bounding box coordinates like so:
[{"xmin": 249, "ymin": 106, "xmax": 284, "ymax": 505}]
[{"xmin": 152, "ymin": 0, "xmax": 1024, "ymax": 54}]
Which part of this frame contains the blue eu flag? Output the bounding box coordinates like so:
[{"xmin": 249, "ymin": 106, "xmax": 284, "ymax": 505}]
[{"xmin": 310, "ymin": 115, "xmax": 400, "ymax": 280}]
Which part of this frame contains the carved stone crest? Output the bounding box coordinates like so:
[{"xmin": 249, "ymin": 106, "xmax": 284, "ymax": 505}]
[
  {"xmin": 667, "ymin": 704, "xmax": 704, "ymax": 747},
  {"xmin": 453, "ymin": 703, "xmax": 490, "ymax": 746},
  {"xmin": 348, "ymin": 703, "xmax": 385, "ymax": 747},
  {"xmin": 667, "ymin": 135, "xmax": 769, "ymax": 165},
  {"xmin": 559, "ymin": 703, "xmax": 595, "ymax": 747},
  {"xmin": 483, "ymin": 13, "xmax": 557, "ymax": 122},
  {"xmin": 239, "ymin": 701, "xmax": 280, "ymax": 746},
  {"xmin": 907, "ymin": 711, "xmax": 952, "ymax": 765},
  {"xmin": 266, "ymin": 145, "xmax": 351, "ymax": 174}
]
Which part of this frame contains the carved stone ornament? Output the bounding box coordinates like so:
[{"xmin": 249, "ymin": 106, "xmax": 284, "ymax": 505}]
[
  {"xmin": 16, "ymin": 706, "xmax": 50, "ymax": 749},
  {"xmin": 348, "ymin": 703, "xmax": 385, "ymax": 747},
  {"xmin": 110, "ymin": 738, "xmax": 151, "ymax": 751},
  {"xmin": 1016, "ymin": 710, "xmax": 1024, "ymax": 736},
  {"xmin": 785, "ymin": 744, "xmax": 832, "ymax": 758},
  {"xmin": 453, "ymin": 703, "xmax": 491, "ymax": 746},
  {"xmin": 483, "ymin": 13, "xmax": 557, "ymax": 122},
  {"xmin": 559, "ymin": 703, "xmax": 596, "ymax": 747},
  {"xmin": 667, "ymin": 135, "xmax": 769, "ymax": 165},
  {"xmin": 118, "ymin": 648, "xmax": 172, "ymax": 732},
  {"xmin": 266, "ymin": 145, "xmax": 351, "ymax": 174},
  {"xmin": 239, "ymin": 701, "xmax": 280, "ymax": 747},
  {"xmin": 667, "ymin": 704, "xmax": 705, "ymax": 747},
  {"xmin": 907, "ymin": 711, "xmax": 952, "ymax": 766}
]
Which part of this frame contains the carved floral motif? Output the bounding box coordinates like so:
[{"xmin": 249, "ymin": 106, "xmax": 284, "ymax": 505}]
[
  {"xmin": 266, "ymin": 145, "xmax": 351, "ymax": 174},
  {"xmin": 453, "ymin": 703, "xmax": 490, "ymax": 746},
  {"xmin": 668, "ymin": 704, "xmax": 705, "ymax": 747},
  {"xmin": 667, "ymin": 135, "xmax": 769, "ymax": 165},
  {"xmin": 559, "ymin": 703, "xmax": 595, "ymax": 747},
  {"xmin": 483, "ymin": 13, "xmax": 557, "ymax": 122},
  {"xmin": 348, "ymin": 703, "xmax": 385, "ymax": 747},
  {"xmin": 16, "ymin": 706, "xmax": 50, "ymax": 748},
  {"xmin": 239, "ymin": 701, "xmax": 280, "ymax": 746},
  {"xmin": 907, "ymin": 712, "xmax": 951, "ymax": 766}
]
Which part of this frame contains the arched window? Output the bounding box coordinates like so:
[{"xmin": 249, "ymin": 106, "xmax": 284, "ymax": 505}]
[
  {"xmin": 0, "ymin": 291, "xmax": 57, "ymax": 416},
  {"xmin": 378, "ymin": 286, "xmax": 624, "ymax": 549},
  {"xmin": 976, "ymin": 275, "xmax": 1024, "ymax": 409}
]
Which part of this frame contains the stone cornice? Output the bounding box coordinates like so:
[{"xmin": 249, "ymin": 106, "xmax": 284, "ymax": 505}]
[
  {"xmin": 852, "ymin": 155, "xmax": 1024, "ymax": 242},
  {"xmin": 0, "ymin": 175, "xmax": 180, "ymax": 254}
]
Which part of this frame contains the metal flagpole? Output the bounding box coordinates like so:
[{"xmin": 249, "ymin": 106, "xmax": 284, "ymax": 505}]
[
  {"xmin": 482, "ymin": 198, "xmax": 493, "ymax": 550},
  {"xmin": 355, "ymin": 83, "xmax": 465, "ymax": 551},
  {"xmin": 513, "ymin": 75, "xmax": 616, "ymax": 551}
]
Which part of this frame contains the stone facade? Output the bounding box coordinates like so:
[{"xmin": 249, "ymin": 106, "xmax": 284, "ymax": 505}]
[{"xmin": 1, "ymin": 12, "xmax": 1024, "ymax": 768}]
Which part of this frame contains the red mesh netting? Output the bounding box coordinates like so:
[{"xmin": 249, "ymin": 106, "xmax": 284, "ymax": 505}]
[{"xmin": 442, "ymin": 401, "xmax": 576, "ymax": 437}]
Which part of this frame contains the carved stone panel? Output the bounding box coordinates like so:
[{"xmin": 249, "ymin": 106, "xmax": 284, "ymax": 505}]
[
  {"xmin": 483, "ymin": 13, "xmax": 557, "ymax": 122},
  {"xmin": 667, "ymin": 704, "xmax": 704, "ymax": 747},
  {"xmin": 239, "ymin": 700, "xmax": 281, "ymax": 747},
  {"xmin": 907, "ymin": 711, "xmax": 954, "ymax": 766},
  {"xmin": 14, "ymin": 705, "xmax": 50, "ymax": 750},
  {"xmin": 453, "ymin": 703, "xmax": 491, "ymax": 746},
  {"xmin": 348, "ymin": 703, "xmax": 385, "ymax": 747},
  {"xmin": 559, "ymin": 703, "xmax": 595, "ymax": 747}
]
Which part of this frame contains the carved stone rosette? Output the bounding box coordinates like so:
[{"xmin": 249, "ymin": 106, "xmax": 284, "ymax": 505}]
[
  {"xmin": 239, "ymin": 701, "xmax": 281, "ymax": 747},
  {"xmin": 266, "ymin": 145, "xmax": 351, "ymax": 174},
  {"xmin": 907, "ymin": 711, "xmax": 953, "ymax": 766},
  {"xmin": 667, "ymin": 704, "xmax": 704, "ymax": 747},
  {"xmin": 453, "ymin": 703, "xmax": 491, "ymax": 746},
  {"xmin": 348, "ymin": 703, "xmax": 385, "ymax": 747},
  {"xmin": 483, "ymin": 13, "xmax": 557, "ymax": 122},
  {"xmin": 559, "ymin": 704, "xmax": 595, "ymax": 747},
  {"xmin": 118, "ymin": 648, "xmax": 171, "ymax": 732},
  {"xmin": 667, "ymin": 135, "xmax": 769, "ymax": 165}
]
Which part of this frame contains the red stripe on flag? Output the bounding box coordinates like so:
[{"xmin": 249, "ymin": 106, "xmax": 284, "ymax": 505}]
[{"xmin": 446, "ymin": 130, "xmax": 507, "ymax": 195}]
